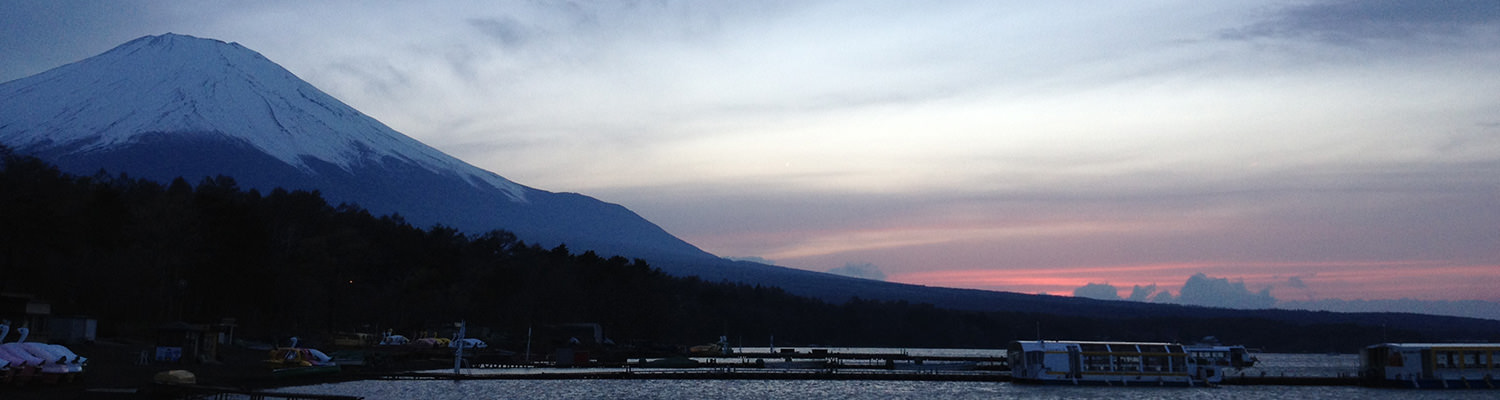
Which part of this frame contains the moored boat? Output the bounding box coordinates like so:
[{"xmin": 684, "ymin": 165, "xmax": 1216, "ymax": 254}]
[
  {"xmin": 0, "ymin": 346, "xmax": 39, "ymax": 386},
  {"xmin": 0, "ymin": 323, "xmax": 72, "ymax": 385},
  {"xmin": 1008, "ymin": 340, "xmax": 1223, "ymax": 386},
  {"xmin": 1360, "ymin": 343, "xmax": 1500, "ymax": 389},
  {"xmin": 264, "ymin": 338, "xmax": 341, "ymax": 378},
  {"xmin": 1184, "ymin": 344, "xmax": 1257, "ymax": 369}
]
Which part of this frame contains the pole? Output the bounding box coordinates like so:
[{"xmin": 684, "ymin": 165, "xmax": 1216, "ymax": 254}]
[
  {"xmin": 454, "ymin": 320, "xmax": 466, "ymax": 375},
  {"xmin": 524, "ymin": 325, "xmax": 533, "ymax": 362}
]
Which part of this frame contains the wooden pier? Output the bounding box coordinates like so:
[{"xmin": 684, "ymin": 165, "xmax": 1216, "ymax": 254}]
[
  {"xmin": 382, "ymin": 369, "xmax": 1010, "ymax": 382},
  {"xmin": 376, "ymin": 350, "xmax": 1370, "ymax": 387},
  {"xmin": 731, "ymin": 350, "xmax": 1007, "ymax": 364}
]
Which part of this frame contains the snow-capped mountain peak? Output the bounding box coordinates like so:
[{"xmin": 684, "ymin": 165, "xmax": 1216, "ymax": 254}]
[
  {"xmin": 3, "ymin": 32, "xmax": 721, "ymax": 282},
  {"xmin": 0, "ymin": 33, "xmax": 526, "ymax": 201}
]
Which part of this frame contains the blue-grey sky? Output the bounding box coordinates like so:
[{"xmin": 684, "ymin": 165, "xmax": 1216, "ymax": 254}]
[{"xmin": 3, "ymin": 1, "xmax": 1498, "ymax": 304}]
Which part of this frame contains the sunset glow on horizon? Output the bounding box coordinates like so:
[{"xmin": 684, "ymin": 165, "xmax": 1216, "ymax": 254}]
[
  {"xmin": 3, "ymin": 1, "xmax": 1497, "ymax": 315},
  {"xmin": 891, "ymin": 261, "xmax": 1500, "ymax": 302}
]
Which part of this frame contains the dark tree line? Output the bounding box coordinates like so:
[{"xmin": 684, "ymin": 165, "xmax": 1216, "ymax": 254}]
[{"xmin": 0, "ymin": 146, "xmax": 1481, "ymax": 353}]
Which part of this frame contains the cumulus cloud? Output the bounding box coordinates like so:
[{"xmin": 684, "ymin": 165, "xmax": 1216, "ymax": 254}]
[
  {"xmin": 1149, "ymin": 290, "xmax": 1176, "ymax": 304},
  {"xmin": 1176, "ymin": 273, "xmax": 1277, "ymax": 309},
  {"xmin": 1126, "ymin": 284, "xmax": 1159, "ymax": 302},
  {"xmin": 1069, "ymin": 273, "xmax": 1500, "ymax": 320},
  {"xmin": 1072, "ymin": 283, "xmax": 1121, "ymax": 301},
  {"xmin": 1285, "ymin": 276, "xmax": 1307, "ymax": 289},
  {"xmin": 1070, "ymin": 273, "xmax": 1277, "ymax": 307},
  {"xmin": 827, "ymin": 262, "xmax": 887, "ymax": 281},
  {"xmin": 1073, "ymin": 282, "xmax": 1162, "ymax": 303}
]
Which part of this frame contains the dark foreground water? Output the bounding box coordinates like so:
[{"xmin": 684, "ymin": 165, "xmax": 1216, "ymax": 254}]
[{"xmin": 271, "ymin": 353, "xmax": 1496, "ymax": 400}]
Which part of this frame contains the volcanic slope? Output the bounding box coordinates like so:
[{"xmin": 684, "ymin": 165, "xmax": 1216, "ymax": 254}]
[{"xmin": 0, "ymin": 33, "xmax": 710, "ymax": 263}]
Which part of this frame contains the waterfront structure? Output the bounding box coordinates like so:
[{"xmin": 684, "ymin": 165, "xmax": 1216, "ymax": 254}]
[
  {"xmin": 1360, "ymin": 343, "xmax": 1500, "ymax": 389},
  {"xmin": 1008, "ymin": 340, "xmax": 1234, "ymax": 386},
  {"xmin": 1184, "ymin": 344, "xmax": 1257, "ymax": 369}
]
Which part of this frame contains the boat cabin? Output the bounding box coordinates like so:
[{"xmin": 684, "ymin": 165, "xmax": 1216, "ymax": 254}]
[
  {"xmin": 1008, "ymin": 340, "xmax": 1219, "ymax": 386},
  {"xmin": 1360, "ymin": 343, "xmax": 1500, "ymax": 389},
  {"xmin": 1008, "ymin": 340, "xmax": 1206, "ymax": 386},
  {"xmin": 1185, "ymin": 345, "xmax": 1256, "ymax": 369}
]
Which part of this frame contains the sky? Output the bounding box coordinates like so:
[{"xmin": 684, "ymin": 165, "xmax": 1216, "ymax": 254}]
[{"xmin": 3, "ymin": 1, "xmax": 1498, "ymax": 309}]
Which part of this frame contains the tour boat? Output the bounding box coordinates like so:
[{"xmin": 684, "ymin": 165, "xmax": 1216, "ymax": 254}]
[
  {"xmin": 1360, "ymin": 343, "xmax": 1500, "ymax": 389},
  {"xmin": 1184, "ymin": 344, "xmax": 1257, "ymax": 369},
  {"xmin": 1008, "ymin": 340, "xmax": 1232, "ymax": 386}
]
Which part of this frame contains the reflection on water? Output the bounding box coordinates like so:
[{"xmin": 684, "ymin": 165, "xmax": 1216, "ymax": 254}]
[{"xmin": 273, "ymin": 352, "xmax": 1492, "ymax": 400}]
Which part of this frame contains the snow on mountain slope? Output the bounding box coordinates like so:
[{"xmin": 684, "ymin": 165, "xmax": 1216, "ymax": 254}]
[
  {"xmin": 0, "ymin": 33, "xmax": 525, "ymax": 202},
  {"xmin": 0, "ymin": 33, "xmax": 712, "ymax": 262},
  {"xmin": 0, "ymin": 33, "xmax": 1036, "ymax": 313}
]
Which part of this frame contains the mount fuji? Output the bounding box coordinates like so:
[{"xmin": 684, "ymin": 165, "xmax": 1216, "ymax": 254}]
[
  {"xmin": 0, "ymin": 33, "xmax": 712, "ymax": 263},
  {"xmin": 0, "ymin": 33, "xmax": 1068, "ymax": 311},
  {"xmin": 0, "ymin": 33, "xmax": 928, "ymax": 303},
  {"xmin": 8, "ymin": 34, "xmax": 1500, "ymax": 334},
  {"xmin": 0, "ymin": 33, "xmax": 1274, "ymax": 314}
]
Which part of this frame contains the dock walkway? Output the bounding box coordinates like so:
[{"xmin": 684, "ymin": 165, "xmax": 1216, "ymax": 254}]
[{"xmin": 382, "ymin": 368, "xmax": 1009, "ymax": 382}]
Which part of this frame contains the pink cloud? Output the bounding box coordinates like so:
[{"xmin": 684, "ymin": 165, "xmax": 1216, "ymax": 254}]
[{"xmin": 891, "ymin": 261, "xmax": 1500, "ymax": 302}]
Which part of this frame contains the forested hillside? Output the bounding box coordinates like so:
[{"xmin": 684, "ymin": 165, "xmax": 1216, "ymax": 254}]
[{"xmin": 1, "ymin": 146, "xmax": 1492, "ymax": 353}]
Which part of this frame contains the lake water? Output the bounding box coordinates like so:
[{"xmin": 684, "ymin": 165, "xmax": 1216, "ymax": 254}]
[{"xmin": 272, "ymin": 352, "xmax": 1497, "ymax": 400}]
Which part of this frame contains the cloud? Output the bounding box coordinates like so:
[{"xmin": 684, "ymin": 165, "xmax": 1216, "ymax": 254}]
[
  {"xmin": 1176, "ymin": 273, "xmax": 1277, "ymax": 309},
  {"xmin": 1225, "ymin": 0, "xmax": 1500, "ymax": 44},
  {"xmin": 1072, "ymin": 282, "xmax": 1165, "ymax": 303},
  {"xmin": 1072, "ymin": 283, "xmax": 1121, "ymax": 301},
  {"xmin": 1070, "ymin": 273, "xmax": 1281, "ymax": 310},
  {"xmin": 1285, "ymin": 276, "xmax": 1307, "ymax": 289},
  {"xmin": 1126, "ymin": 284, "xmax": 1159, "ymax": 302},
  {"xmin": 1069, "ymin": 273, "xmax": 1279, "ymax": 307},
  {"xmin": 468, "ymin": 17, "xmax": 532, "ymax": 47},
  {"xmin": 1149, "ymin": 290, "xmax": 1175, "ymax": 304},
  {"xmin": 1068, "ymin": 272, "xmax": 1500, "ymax": 320},
  {"xmin": 827, "ymin": 262, "xmax": 886, "ymax": 281}
]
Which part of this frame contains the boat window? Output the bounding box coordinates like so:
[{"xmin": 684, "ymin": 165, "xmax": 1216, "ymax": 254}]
[
  {"xmin": 1169, "ymin": 355, "xmax": 1187, "ymax": 372},
  {"xmin": 1080, "ymin": 343, "xmax": 1109, "ymax": 353},
  {"xmin": 1463, "ymin": 352, "xmax": 1481, "ymax": 368},
  {"xmin": 1139, "ymin": 345, "xmax": 1166, "ymax": 354},
  {"xmin": 1026, "ymin": 351, "xmax": 1045, "ymax": 367},
  {"xmin": 1084, "ymin": 354, "xmax": 1111, "ymax": 371},
  {"xmin": 1142, "ymin": 355, "xmax": 1169, "ymax": 372},
  {"xmin": 1115, "ymin": 355, "xmax": 1141, "ymax": 372},
  {"xmin": 1435, "ymin": 351, "xmax": 1454, "ymax": 369}
]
